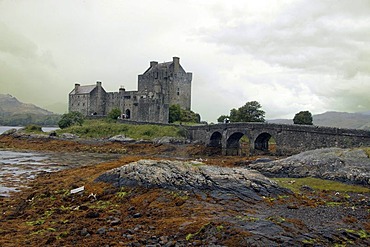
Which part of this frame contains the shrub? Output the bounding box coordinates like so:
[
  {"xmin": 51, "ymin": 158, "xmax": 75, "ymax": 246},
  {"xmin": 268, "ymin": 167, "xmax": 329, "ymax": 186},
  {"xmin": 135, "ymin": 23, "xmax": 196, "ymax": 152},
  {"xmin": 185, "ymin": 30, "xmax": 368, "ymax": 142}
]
[
  {"xmin": 24, "ymin": 124, "xmax": 43, "ymax": 133},
  {"xmin": 58, "ymin": 112, "xmax": 84, "ymax": 129},
  {"xmin": 107, "ymin": 108, "xmax": 122, "ymax": 120}
]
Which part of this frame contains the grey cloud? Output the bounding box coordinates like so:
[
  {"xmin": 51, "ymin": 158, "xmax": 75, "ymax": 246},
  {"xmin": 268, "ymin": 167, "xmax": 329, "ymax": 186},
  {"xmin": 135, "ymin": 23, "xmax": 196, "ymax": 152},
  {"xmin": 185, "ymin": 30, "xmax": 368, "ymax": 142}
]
[
  {"xmin": 0, "ymin": 22, "xmax": 38, "ymax": 59},
  {"xmin": 0, "ymin": 21, "xmax": 56, "ymax": 67},
  {"xmin": 204, "ymin": 0, "xmax": 370, "ymax": 79},
  {"xmin": 0, "ymin": 21, "xmax": 62, "ymax": 110}
]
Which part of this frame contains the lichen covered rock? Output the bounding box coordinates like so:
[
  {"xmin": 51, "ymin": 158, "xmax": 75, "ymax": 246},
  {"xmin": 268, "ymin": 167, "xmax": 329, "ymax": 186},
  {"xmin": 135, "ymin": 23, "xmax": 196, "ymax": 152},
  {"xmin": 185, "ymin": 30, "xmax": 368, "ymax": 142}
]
[
  {"xmin": 96, "ymin": 159, "xmax": 288, "ymax": 201},
  {"xmin": 249, "ymin": 148, "xmax": 370, "ymax": 185}
]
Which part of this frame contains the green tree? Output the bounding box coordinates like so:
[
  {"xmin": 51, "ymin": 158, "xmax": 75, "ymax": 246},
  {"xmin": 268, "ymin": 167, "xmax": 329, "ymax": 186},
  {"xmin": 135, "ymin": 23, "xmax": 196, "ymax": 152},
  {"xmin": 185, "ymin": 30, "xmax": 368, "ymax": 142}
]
[
  {"xmin": 169, "ymin": 104, "xmax": 181, "ymax": 123},
  {"xmin": 180, "ymin": 109, "xmax": 201, "ymax": 123},
  {"xmin": 107, "ymin": 108, "xmax": 121, "ymax": 120},
  {"xmin": 217, "ymin": 115, "xmax": 229, "ymax": 123},
  {"xmin": 293, "ymin": 111, "xmax": 313, "ymax": 125},
  {"xmin": 58, "ymin": 111, "xmax": 84, "ymax": 129},
  {"xmin": 229, "ymin": 101, "xmax": 265, "ymax": 122},
  {"xmin": 169, "ymin": 104, "xmax": 201, "ymax": 123}
]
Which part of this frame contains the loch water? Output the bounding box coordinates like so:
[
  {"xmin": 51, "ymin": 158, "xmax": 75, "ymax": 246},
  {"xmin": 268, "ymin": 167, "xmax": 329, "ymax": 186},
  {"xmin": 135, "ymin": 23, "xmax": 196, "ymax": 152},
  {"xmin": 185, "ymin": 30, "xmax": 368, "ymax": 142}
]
[{"xmin": 0, "ymin": 128, "xmax": 121, "ymax": 196}]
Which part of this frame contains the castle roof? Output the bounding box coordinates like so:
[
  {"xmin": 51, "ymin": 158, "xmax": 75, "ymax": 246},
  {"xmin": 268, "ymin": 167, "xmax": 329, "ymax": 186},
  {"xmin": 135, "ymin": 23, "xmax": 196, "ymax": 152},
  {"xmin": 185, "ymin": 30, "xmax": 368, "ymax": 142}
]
[
  {"xmin": 70, "ymin": 85, "xmax": 96, "ymax": 95},
  {"xmin": 143, "ymin": 61, "xmax": 173, "ymax": 74}
]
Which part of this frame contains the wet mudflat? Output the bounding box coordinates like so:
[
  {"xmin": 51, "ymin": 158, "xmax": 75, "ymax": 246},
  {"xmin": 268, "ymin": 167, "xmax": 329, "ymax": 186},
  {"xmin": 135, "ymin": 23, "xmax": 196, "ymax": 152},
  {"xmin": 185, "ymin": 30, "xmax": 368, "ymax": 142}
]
[{"xmin": 0, "ymin": 150, "xmax": 121, "ymax": 196}]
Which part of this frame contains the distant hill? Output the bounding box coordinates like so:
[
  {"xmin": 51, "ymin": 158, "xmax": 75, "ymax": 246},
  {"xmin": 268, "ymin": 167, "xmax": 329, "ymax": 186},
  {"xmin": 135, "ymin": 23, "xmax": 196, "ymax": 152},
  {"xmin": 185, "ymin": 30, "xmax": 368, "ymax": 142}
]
[
  {"xmin": 0, "ymin": 94, "xmax": 60, "ymax": 126},
  {"xmin": 0, "ymin": 94, "xmax": 54, "ymax": 116},
  {"xmin": 359, "ymin": 110, "xmax": 370, "ymax": 116},
  {"xmin": 268, "ymin": 111, "xmax": 370, "ymax": 130}
]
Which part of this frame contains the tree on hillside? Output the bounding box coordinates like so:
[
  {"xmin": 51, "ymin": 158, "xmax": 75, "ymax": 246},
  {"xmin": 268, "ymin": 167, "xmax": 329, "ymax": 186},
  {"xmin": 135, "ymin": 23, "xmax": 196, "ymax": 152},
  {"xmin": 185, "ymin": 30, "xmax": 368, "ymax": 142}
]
[
  {"xmin": 293, "ymin": 111, "xmax": 313, "ymax": 125},
  {"xmin": 221, "ymin": 101, "xmax": 265, "ymax": 122},
  {"xmin": 58, "ymin": 111, "xmax": 84, "ymax": 129}
]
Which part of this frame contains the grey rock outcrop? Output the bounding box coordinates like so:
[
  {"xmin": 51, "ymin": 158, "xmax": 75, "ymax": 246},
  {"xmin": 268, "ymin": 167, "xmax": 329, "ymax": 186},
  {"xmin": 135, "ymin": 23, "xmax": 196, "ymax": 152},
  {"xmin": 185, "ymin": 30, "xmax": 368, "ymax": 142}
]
[
  {"xmin": 108, "ymin": 135, "xmax": 135, "ymax": 143},
  {"xmin": 249, "ymin": 148, "xmax": 370, "ymax": 185},
  {"xmin": 1, "ymin": 128, "xmax": 18, "ymax": 135},
  {"xmin": 96, "ymin": 160, "xmax": 288, "ymax": 201},
  {"xmin": 153, "ymin": 136, "xmax": 186, "ymax": 144},
  {"xmin": 60, "ymin": 133, "xmax": 79, "ymax": 139}
]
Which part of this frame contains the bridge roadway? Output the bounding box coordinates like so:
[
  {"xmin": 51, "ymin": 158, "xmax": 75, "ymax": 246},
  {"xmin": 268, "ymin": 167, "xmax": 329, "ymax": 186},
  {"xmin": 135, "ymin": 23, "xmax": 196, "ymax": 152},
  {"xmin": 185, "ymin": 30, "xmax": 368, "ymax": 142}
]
[{"xmin": 184, "ymin": 122, "xmax": 370, "ymax": 156}]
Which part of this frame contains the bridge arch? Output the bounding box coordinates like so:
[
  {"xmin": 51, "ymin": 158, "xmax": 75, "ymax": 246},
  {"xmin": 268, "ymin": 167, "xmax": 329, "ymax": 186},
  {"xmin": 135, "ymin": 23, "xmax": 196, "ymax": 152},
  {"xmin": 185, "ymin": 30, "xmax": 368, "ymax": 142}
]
[
  {"xmin": 225, "ymin": 132, "xmax": 251, "ymax": 156},
  {"xmin": 209, "ymin": 131, "xmax": 222, "ymax": 148},
  {"xmin": 254, "ymin": 132, "xmax": 276, "ymax": 153}
]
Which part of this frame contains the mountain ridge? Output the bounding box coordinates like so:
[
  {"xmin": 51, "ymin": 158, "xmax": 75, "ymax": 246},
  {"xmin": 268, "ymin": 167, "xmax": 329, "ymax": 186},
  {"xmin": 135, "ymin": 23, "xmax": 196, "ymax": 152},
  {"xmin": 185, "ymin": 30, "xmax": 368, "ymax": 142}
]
[
  {"xmin": 268, "ymin": 111, "xmax": 370, "ymax": 130},
  {"xmin": 0, "ymin": 94, "xmax": 54, "ymax": 116}
]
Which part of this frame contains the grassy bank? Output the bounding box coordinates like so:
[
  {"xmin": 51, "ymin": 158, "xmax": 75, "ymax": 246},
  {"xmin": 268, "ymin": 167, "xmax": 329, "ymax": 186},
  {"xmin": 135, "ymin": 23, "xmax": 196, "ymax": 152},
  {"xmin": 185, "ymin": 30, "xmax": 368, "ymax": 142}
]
[
  {"xmin": 273, "ymin": 177, "xmax": 370, "ymax": 194},
  {"xmin": 56, "ymin": 120, "xmax": 186, "ymax": 140}
]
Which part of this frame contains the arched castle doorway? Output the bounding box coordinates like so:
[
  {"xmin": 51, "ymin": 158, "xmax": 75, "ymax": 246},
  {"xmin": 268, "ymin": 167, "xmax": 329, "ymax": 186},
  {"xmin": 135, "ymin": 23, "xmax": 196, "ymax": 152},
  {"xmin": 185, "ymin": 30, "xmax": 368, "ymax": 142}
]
[{"xmin": 125, "ymin": 109, "xmax": 131, "ymax": 119}]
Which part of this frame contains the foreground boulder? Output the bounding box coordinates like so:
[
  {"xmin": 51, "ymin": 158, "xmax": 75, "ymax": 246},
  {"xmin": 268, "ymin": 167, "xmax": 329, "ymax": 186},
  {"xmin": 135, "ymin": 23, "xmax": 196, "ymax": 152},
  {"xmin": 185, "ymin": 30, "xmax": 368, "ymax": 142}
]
[
  {"xmin": 249, "ymin": 148, "xmax": 370, "ymax": 185},
  {"xmin": 96, "ymin": 159, "xmax": 288, "ymax": 201}
]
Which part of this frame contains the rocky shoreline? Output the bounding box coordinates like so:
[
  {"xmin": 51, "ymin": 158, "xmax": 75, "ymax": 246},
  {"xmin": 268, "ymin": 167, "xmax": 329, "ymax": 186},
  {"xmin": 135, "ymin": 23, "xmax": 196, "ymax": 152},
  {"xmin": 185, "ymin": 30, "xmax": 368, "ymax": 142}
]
[
  {"xmin": 0, "ymin": 132, "xmax": 369, "ymax": 246},
  {"xmin": 249, "ymin": 148, "xmax": 370, "ymax": 186}
]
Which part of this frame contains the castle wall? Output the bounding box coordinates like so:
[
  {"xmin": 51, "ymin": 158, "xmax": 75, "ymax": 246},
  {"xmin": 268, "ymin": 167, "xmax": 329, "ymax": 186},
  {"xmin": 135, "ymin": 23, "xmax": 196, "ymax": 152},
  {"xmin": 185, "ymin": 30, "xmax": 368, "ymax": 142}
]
[
  {"xmin": 69, "ymin": 94, "xmax": 90, "ymax": 116},
  {"xmin": 105, "ymin": 92, "xmax": 124, "ymax": 114},
  {"xmin": 134, "ymin": 100, "xmax": 167, "ymax": 123},
  {"xmin": 168, "ymin": 72, "xmax": 192, "ymax": 110},
  {"xmin": 69, "ymin": 57, "xmax": 191, "ymax": 123},
  {"xmin": 87, "ymin": 88, "xmax": 104, "ymax": 115}
]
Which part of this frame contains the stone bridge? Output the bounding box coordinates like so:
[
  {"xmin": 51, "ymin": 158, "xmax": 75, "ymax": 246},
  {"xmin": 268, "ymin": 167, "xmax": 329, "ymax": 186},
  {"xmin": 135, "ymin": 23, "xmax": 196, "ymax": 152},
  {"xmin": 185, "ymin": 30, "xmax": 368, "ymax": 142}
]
[{"xmin": 185, "ymin": 123, "xmax": 370, "ymax": 156}]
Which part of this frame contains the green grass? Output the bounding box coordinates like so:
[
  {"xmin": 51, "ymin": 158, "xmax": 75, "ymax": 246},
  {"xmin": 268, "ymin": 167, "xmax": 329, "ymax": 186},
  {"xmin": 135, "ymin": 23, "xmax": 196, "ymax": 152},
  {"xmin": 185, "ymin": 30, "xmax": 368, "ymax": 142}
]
[
  {"xmin": 362, "ymin": 147, "xmax": 370, "ymax": 157},
  {"xmin": 172, "ymin": 121, "xmax": 205, "ymax": 126},
  {"xmin": 56, "ymin": 120, "xmax": 185, "ymax": 140},
  {"xmin": 273, "ymin": 177, "xmax": 370, "ymax": 194},
  {"xmin": 21, "ymin": 124, "xmax": 44, "ymax": 133}
]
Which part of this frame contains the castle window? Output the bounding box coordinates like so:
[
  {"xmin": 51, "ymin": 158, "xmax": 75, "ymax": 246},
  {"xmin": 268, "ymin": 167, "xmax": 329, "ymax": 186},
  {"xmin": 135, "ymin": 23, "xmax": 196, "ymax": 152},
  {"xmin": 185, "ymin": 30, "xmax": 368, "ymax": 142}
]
[
  {"xmin": 83, "ymin": 103, "xmax": 85, "ymax": 106},
  {"xmin": 124, "ymin": 96, "xmax": 131, "ymax": 99},
  {"xmin": 177, "ymin": 88, "xmax": 180, "ymax": 96}
]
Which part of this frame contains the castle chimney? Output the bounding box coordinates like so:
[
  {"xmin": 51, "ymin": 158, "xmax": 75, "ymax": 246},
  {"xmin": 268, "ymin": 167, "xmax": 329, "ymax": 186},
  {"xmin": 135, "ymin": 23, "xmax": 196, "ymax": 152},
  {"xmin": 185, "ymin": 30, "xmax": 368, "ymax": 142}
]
[
  {"xmin": 173, "ymin": 57, "xmax": 180, "ymax": 73},
  {"xmin": 96, "ymin": 81, "xmax": 102, "ymax": 87},
  {"xmin": 119, "ymin": 86, "xmax": 125, "ymax": 93},
  {"xmin": 150, "ymin": 61, "xmax": 158, "ymax": 67},
  {"xmin": 74, "ymin": 83, "xmax": 80, "ymax": 93}
]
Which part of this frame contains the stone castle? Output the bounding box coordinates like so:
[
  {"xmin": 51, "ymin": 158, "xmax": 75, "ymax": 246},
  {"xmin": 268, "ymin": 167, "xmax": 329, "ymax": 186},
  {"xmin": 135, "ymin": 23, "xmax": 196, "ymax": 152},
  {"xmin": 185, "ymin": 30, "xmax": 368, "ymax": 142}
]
[{"xmin": 69, "ymin": 57, "xmax": 192, "ymax": 123}]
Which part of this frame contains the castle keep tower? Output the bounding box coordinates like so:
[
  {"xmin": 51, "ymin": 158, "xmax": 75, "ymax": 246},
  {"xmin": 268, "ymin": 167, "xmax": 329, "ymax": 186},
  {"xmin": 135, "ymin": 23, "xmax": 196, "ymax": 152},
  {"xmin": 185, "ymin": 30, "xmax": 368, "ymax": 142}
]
[
  {"xmin": 68, "ymin": 57, "xmax": 192, "ymax": 123},
  {"xmin": 138, "ymin": 57, "xmax": 192, "ymax": 110}
]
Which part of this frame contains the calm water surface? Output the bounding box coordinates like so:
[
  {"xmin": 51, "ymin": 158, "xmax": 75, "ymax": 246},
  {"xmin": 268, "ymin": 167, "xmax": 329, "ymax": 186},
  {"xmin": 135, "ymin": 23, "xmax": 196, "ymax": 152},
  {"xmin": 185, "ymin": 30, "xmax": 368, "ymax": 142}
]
[{"xmin": 0, "ymin": 126, "xmax": 121, "ymax": 197}]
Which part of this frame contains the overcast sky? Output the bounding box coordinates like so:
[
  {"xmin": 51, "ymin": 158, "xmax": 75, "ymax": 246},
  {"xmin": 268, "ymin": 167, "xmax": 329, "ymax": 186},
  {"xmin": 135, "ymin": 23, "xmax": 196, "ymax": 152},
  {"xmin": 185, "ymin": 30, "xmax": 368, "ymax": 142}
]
[{"xmin": 1, "ymin": 0, "xmax": 369, "ymax": 122}]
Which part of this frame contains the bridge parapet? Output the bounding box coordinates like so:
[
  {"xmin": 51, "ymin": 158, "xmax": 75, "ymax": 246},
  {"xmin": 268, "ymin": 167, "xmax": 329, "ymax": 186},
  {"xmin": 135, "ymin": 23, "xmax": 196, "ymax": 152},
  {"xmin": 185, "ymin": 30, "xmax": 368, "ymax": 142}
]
[{"xmin": 186, "ymin": 122, "xmax": 370, "ymax": 136}]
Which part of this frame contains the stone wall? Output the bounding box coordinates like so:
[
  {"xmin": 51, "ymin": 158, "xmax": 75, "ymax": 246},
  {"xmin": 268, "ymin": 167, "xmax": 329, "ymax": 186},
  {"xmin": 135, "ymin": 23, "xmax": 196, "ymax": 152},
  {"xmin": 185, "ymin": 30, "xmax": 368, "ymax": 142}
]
[
  {"xmin": 185, "ymin": 123, "xmax": 370, "ymax": 155},
  {"xmin": 168, "ymin": 72, "xmax": 192, "ymax": 110},
  {"xmin": 69, "ymin": 94, "xmax": 90, "ymax": 116},
  {"xmin": 132, "ymin": 97, "xmax": 169, "ymax": 123}
]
